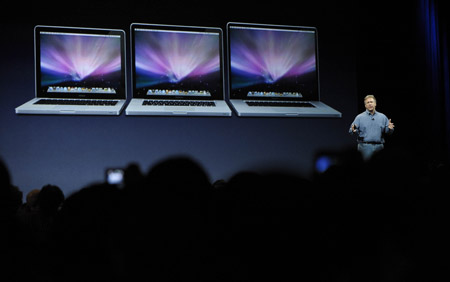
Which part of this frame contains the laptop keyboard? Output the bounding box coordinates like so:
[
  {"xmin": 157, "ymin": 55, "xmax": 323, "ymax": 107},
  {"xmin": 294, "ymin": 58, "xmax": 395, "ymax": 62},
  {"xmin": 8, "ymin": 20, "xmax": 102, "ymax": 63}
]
[
  {"xmin": 246, "ymin": 101, "xmax": 315, "ymax": 108},
  {"xmin": 35, "ymin": 99, "xmax": 119, "ymax": 106},
  {"xmin": 142, "ymin": 100, "xmax": 216, "ymax": 107}
]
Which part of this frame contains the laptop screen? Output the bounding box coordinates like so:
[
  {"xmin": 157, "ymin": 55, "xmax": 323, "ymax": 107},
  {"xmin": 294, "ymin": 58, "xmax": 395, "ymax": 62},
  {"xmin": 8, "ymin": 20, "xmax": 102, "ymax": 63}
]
[
  {"xmin": 131, "ymin": 24, "xmax": 224, "ymax": 100},
  {"xmin": 228, "ymin": 23, "xmax": 319, "ymax": 101},
  {"xmin": 35, "ymin": 26, "xmax": 126, "ymax": 100}
]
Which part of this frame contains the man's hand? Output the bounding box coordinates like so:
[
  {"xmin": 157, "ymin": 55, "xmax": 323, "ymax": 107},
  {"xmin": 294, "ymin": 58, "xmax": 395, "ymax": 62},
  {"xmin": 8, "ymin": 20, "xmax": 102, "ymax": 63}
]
[
  {"xmin": 351, "ymin": 124, "xmax": 358, "ymax": 132},
  {"xmin": 388, "ymin": 119, "xmax": 395, "ymax": 130}
]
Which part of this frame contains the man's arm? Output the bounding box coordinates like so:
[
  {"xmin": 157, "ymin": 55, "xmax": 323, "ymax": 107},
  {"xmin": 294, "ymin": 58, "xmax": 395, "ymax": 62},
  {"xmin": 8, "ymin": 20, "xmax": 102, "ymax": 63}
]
[
  {"xmin": 349, "ymin": 117, "xmax": 359, "ymax": 135},
  {"xmin": 385, "ymin": 118, "xmax": 395, "ymax": 134}
]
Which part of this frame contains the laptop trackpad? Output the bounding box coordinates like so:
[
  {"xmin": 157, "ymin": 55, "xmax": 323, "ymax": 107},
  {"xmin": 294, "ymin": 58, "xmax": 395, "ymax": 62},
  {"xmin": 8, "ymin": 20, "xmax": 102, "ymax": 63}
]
[
  {"xmin": 165, "ymin": 107, "xmax": 193, "ymax": 112},
  {"xmin": 271, "ymin": 108, "xmax": 300, "ymax": 114}
]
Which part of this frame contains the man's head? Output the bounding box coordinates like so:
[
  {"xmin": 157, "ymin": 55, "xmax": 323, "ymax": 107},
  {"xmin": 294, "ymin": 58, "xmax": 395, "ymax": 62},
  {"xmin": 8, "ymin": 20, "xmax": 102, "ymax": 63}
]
[{"xmin": 364, "ymin": 95, "xmax": 377, "ymax": 113}]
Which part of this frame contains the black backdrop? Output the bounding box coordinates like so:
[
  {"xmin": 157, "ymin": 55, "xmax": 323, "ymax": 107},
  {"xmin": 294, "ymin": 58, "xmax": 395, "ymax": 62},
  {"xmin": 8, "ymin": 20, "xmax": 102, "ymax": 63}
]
[{"xmin": 0, "ymin": 0, "xmax": 442, "ymax": 197}]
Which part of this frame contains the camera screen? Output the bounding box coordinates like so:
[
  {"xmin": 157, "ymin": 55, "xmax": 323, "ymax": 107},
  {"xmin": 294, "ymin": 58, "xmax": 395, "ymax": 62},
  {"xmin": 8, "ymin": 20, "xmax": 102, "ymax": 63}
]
[{"xmin": 106, "ymin": 168, "xmax": 124, "ymax": 185}]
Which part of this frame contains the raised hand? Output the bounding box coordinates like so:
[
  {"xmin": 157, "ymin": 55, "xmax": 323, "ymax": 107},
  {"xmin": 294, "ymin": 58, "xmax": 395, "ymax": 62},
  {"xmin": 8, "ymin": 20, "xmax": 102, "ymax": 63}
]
[{"xmin": 388, "ymin": 119, "xmax": 394, "ymax": 130}]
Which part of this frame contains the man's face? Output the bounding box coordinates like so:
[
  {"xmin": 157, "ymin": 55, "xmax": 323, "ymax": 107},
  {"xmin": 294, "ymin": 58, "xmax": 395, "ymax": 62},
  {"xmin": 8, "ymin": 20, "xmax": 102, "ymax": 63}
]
[{"xmin": 365, "ymin": 98, "xmax": 376, "ymax": 112}]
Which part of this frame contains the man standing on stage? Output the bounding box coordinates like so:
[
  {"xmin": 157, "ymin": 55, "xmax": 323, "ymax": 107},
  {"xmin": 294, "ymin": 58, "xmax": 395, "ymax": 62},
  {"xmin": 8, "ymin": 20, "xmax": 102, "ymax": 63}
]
[{"xmin": 349, "ymin": 95, "xmax": 395, "ymax": 161}]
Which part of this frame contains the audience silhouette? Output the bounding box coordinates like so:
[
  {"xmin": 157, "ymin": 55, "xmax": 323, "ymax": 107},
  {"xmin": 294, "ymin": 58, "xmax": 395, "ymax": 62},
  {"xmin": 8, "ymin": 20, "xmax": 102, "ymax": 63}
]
[{"xmin": 1, "ymin": 149, "xmax": 447, "ymax": 281}]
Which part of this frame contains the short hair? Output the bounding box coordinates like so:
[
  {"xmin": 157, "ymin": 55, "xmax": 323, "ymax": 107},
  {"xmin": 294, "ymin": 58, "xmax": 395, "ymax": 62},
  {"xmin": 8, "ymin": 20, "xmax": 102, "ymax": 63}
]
[{"xmin": 364, "ymin": 95, "xmax": 376, "ymax": 103}]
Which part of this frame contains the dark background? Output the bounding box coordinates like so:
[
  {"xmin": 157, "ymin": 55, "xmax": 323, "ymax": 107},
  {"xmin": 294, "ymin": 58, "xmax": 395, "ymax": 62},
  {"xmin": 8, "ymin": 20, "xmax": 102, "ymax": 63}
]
[{"xmin": 0, "ymin": 0, "xmax": 447, "ymax": 198}]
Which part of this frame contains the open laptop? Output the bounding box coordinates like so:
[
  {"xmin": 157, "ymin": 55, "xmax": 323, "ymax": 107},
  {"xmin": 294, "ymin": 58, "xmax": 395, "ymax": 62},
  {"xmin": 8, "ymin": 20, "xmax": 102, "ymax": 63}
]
[
  {"xmin": 227, "ymin": 22, "xmax": 341, "ymax": 117},
  {"xmin": 125, "ymin": 23, "xmax": 232, "ymax": 116},
  {"xmin": 15, "ymin": 25, "xmax": 127, "ymax": 115}
]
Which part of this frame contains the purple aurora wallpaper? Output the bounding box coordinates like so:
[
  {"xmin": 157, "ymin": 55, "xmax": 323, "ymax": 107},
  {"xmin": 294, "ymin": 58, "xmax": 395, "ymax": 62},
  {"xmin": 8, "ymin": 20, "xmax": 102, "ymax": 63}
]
[
  {"xmin": 229, "ymin": 27, "xmax": 317, "ymax": 97},
  {"xmin": 40, "ymin": 32, "xmax": 122, "ymax": 88},
  {"xmin": 134, "ymin": 29, "xmax": 221, "ymax": 95}
]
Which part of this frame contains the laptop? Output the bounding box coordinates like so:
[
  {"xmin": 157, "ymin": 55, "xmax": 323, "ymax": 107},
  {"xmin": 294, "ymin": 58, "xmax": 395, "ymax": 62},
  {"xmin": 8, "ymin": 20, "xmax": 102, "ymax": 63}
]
[
  {"xmin": 15, "ymin": 25, "xmax": 127, "ymax": 115},
  {"xmin": 227, "ymin": 22, "xmax": 341, "ymax": 117},
  {"xmin": 125, "ymin": 23, "xmax": 232, "ymax": 116}
]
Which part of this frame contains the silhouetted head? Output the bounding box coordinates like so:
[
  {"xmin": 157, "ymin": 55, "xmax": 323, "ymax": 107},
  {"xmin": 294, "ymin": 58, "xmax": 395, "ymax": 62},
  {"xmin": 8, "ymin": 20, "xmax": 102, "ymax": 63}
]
[
  {"xmin": 25, "ymin": 189, "xmax": 41, "ymax": 211},
  {"xmin": 146, "ymin": 156, "xmax": 211, "ymax": 199},
  {"xmin": 0, "ymin": 158, "xmax": 10, "ymax": 189},
  {"xmin": 0, "ymin": 159, "xmax": 22, "ymax": 217},
  {"xmin": 37, "ymin": 184, "xmax": 65, "ymax": 217}
]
